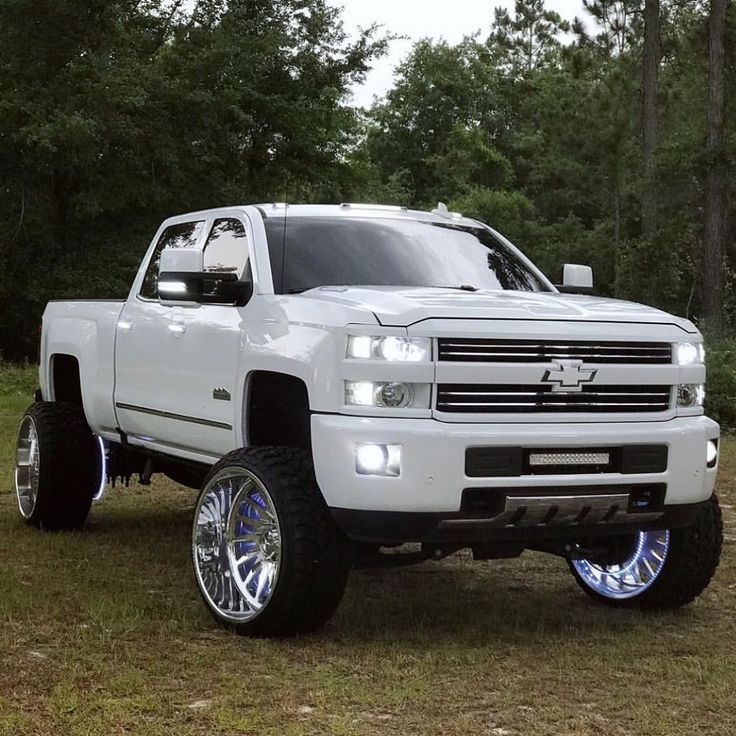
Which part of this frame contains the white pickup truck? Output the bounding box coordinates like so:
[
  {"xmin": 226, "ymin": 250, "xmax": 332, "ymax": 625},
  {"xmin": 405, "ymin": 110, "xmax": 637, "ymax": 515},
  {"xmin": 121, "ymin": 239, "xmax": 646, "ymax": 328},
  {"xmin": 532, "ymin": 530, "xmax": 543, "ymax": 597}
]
[{"xmin": 16, "ymin": 203, "xmax": 722, "ymax": 636}]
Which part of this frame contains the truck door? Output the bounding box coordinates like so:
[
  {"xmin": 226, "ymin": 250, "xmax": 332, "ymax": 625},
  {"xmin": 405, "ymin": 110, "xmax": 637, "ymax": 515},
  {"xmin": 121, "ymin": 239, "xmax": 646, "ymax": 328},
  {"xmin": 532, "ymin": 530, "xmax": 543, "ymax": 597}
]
[{"xmin": 114, "ymin": 213, "xmax": 252, "ymax": 462}]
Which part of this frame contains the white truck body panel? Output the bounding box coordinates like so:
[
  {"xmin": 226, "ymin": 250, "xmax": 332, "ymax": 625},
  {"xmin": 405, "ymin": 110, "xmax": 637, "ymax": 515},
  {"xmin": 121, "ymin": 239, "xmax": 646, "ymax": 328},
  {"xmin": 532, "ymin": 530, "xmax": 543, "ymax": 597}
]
[
  {"xmin": 298, "ymin": 286, "xmax": 699, "ymax": 332},
  {"xmin": 38, "ymin": 203, "xmax": 718, "ymax": 524},
  {"xmin": 312, "ymin": 414, "xmax": 719, "ymax": 512},
  {"xmin": 40, "ymin": 300, "xmax": 125, "ymax": 436}
]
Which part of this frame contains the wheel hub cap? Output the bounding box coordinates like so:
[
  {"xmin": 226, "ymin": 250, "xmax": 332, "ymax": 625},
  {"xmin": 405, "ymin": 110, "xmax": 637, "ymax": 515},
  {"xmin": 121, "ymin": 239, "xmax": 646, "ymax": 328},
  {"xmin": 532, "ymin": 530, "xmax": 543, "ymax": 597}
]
[
  {"xmin": 193, "ymin": 468, "xmax": 281, "ymax": 623},
  {"xmin": 15, "ymin": 416, "xmax": 40, "ymax": 519},
  {"xmin": 572, "ymin": 530, "xmax": 671, "ymax": 599}
]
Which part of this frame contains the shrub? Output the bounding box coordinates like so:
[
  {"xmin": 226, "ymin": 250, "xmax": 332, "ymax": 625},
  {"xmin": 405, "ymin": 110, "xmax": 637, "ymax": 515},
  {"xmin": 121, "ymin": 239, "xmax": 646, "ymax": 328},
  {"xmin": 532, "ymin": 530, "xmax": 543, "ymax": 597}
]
[{"xmin": 705, "ymin": 338, "xmax": 736, "ymax": 432}]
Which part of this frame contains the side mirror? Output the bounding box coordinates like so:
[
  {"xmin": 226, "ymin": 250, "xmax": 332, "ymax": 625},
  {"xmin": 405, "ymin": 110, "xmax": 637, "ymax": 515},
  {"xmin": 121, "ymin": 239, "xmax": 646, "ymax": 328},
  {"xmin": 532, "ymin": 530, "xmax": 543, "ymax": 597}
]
[
  {"xmin": 557, "ymin": 264, "xmax": 594, "ymax": 295},
  {"xmin": 158, "ymin": 248, "xmax": 253, "ymax": 305}
]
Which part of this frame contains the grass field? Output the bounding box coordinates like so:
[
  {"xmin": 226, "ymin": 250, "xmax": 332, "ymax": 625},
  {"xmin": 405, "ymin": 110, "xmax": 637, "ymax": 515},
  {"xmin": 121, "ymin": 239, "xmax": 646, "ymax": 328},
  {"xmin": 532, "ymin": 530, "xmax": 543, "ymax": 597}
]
[{"xmin": 1, "ymin": 365, "xmax": 735, "ymax": 735}]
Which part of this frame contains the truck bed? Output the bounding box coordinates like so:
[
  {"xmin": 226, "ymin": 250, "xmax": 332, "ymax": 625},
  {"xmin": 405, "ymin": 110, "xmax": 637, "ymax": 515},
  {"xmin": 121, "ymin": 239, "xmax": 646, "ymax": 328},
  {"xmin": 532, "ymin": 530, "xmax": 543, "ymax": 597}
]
[{"xmin": 41, "ymin": 299, "xmax": 127, "ymax": 438}]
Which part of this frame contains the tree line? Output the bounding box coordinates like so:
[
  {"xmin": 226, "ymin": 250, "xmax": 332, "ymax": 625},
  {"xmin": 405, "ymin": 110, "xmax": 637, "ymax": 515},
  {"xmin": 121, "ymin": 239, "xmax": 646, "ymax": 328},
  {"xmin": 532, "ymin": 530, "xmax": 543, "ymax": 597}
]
[{"xmin": 0, "ymin": 0, "xmax": 733, "ymax": 360}]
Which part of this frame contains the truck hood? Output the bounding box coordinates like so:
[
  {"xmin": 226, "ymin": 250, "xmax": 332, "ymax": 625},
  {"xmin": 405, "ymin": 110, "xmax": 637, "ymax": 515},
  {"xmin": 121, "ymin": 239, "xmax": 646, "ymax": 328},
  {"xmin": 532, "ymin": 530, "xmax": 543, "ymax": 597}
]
[{"xmin": 300, "ymin": 286, "xmax": 697, "ymax": 333}]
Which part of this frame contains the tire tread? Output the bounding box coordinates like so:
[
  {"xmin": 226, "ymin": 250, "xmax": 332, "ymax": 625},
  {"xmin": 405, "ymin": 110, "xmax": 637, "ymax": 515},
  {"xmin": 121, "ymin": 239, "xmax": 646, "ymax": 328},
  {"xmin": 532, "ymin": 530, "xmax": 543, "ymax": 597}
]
[
  {"xmin": 570, "ymin": 494, "xmax": 723, "ymax": 610},
  {"xmin": 21, "ymin": 402, "xmax": 98, "ymax": 531},
  {"xmin": 195, "ymin": 446, "xmax": 350, "ymax": 637}
]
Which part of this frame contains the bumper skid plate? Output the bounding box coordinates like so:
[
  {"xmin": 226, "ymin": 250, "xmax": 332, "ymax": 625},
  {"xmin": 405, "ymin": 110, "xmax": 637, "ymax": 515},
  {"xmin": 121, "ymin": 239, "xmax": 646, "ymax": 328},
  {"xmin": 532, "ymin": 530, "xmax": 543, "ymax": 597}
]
[{"xmin": 440, "ymin": 493, "xmax": 663, "ymax": 530}]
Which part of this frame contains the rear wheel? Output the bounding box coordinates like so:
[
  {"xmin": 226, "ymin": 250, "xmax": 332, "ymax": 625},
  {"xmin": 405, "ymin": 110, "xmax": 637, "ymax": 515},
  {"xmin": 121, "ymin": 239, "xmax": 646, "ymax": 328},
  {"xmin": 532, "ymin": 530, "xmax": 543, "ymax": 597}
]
[
  {"xmin": 15, "ymin": 402, "xmax": 101, "ymax": 531},
  {"xmin": 192, "ymin": 447, "xmax": 350, "ymax": 637},
  {"xmin": 569, "ymin": 494, "xmax": 722, "ymax": 609}
]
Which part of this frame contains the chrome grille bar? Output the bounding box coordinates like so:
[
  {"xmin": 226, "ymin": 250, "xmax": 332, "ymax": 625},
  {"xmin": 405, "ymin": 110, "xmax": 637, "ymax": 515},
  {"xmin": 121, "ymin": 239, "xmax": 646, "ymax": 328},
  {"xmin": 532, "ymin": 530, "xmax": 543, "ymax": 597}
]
[
  {"xmin": 438, "ymin": 339, "xmax": 673, "ymax": 364},
  {"xmin": 436, "ymin": 385, "xmax": 672, "ymax": 414}
]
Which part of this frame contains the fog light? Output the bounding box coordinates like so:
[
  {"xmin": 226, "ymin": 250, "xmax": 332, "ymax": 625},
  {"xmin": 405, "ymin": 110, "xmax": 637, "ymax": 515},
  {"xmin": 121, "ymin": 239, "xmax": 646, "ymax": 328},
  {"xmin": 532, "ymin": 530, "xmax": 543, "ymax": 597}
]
[
  {"xmin": 355, "ymin": 443, "xmax": 402, "ymax": 477},
  {"xmin": 707, "ymin": 440, "xmax": 719, "ymax": 468},
  {"xmin": 677, "ymin": 384, "xmax": 705, "ymax": 408}
]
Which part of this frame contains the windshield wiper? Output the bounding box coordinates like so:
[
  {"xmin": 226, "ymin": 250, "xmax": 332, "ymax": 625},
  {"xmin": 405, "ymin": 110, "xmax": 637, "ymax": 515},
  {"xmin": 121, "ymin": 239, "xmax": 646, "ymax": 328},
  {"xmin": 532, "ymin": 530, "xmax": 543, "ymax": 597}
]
[
  {"xmin": 435, "ymin": 284, "xmax": 480, "ymax": 292},
  {"xmin": 289, "ymin": 284, "xmax": 481, "ymax": 294}
]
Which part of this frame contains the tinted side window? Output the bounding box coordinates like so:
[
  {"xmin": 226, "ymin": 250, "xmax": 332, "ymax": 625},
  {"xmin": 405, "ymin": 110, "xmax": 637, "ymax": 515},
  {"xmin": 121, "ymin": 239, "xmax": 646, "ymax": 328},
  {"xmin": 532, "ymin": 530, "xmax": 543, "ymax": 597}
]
[
  {"xmin": 203, "ymin": 218, "xmax": 248, "ymax": 277},
  {"xmin": 140, "ymin": 221, "xmax": 205, "ymax": 299}
]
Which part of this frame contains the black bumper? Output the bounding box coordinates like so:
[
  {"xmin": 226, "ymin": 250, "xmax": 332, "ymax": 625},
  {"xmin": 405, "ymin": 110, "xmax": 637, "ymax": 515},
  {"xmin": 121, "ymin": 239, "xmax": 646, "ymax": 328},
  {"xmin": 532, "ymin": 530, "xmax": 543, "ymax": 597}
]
[{"xmin": 331, "ymin": 501, "xmax": 710, "ymax": 546}]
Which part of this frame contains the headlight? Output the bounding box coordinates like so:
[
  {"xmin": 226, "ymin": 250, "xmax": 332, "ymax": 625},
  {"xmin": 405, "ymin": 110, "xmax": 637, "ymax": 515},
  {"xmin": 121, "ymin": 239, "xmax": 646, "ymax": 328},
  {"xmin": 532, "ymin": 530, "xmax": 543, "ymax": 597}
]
[
  {"xmin": 677, "ymin": 383, "xmax": 705, "ymax": 408},
  {"xmin": 347, "ymin": 336, "xmax": 431, "ymax": 362},
  {"xmin": 346, "ymin": 381, "xmax": 428, "ymax": 408},
  {"xmin": 675, "ymin": 342, "xmax": 705, "ymax": 365}
]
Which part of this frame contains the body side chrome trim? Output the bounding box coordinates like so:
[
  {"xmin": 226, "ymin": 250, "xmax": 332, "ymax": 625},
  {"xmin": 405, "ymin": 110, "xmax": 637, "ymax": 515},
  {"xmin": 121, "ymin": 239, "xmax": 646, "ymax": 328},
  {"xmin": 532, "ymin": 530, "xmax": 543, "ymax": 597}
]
[{"xmin": 115, "ymin": 402, "xmax": 232, "ymax": 431}]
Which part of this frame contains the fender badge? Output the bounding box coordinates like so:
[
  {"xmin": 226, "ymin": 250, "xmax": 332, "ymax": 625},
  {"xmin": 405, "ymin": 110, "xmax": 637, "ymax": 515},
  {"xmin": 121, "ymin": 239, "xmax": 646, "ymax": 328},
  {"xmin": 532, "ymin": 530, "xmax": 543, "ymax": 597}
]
[{"xmin": 213, "ymin": 388, "xmax": 232, "ymax": 402}]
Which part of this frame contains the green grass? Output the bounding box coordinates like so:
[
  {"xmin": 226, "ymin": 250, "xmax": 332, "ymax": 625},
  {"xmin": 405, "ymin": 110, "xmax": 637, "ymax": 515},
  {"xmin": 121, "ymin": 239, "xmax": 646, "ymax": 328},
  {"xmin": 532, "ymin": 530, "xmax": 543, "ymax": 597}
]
[{"xmin": 1, "ymin": 364, "xmax": 735, "ymax": 735}]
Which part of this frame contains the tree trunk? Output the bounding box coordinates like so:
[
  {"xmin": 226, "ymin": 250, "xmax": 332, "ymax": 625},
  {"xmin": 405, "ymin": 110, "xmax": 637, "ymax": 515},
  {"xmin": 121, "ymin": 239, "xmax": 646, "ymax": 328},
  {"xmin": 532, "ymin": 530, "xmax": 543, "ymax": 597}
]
[
  {"xmin": 703, "ymin": 0, "xmax": 728, "ymax": 335},
  {"xmin": 641, "ymin": 0, "xmax": 660, "ymax": 240}
]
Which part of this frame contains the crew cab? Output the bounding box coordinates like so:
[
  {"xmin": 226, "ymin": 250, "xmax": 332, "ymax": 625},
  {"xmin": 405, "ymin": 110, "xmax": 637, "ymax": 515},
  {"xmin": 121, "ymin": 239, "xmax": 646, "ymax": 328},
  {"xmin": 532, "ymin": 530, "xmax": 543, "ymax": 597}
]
[{"xmin": 15, "ymin": 203, "xmax": 722, "ymax": 636}]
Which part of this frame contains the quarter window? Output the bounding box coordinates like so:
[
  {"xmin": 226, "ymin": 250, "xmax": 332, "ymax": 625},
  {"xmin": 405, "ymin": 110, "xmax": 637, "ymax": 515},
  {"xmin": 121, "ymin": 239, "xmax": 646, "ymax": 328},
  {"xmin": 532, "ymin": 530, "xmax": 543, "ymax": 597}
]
[
  {"xmin": 203, "ymin": 218, "xmax": 248, "ymax": 278},
  {"xmin": 140, "ymin": 221, "xmax": 205, "ymax": 299}
]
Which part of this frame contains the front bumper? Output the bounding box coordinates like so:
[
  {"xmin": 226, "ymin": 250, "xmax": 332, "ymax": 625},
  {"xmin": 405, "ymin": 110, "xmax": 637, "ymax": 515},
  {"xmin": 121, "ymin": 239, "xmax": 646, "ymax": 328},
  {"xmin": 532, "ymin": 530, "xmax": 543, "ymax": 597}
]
[
  {"xmin": 330, "ymin": 501, "xmax": 711, "ymax": 545},
  {"xmin": 311, "ymin": 414, "xmax": 719, "ymax": 541}
]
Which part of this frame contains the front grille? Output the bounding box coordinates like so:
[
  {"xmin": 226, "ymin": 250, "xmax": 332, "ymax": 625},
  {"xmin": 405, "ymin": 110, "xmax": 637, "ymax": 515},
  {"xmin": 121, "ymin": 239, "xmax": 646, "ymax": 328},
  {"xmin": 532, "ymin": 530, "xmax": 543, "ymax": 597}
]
[
  {"xmin": 436, "ymin": 384, "xmax": 672, "ymax": 413},
  {"xmin": 437, "ymin": 338, "xmax": 673, "ymax": 364}
]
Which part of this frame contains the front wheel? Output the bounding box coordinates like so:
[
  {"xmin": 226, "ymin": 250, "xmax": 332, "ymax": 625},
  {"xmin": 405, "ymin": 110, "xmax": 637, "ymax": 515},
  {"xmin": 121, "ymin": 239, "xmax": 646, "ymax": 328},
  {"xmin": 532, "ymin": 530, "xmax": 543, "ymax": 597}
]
[
  {"xmin": 191, "ymin": 447, "xmax": 350, "ymax": 637},
  {"xmin": 569, "ymin": 494, "xmax": 723, "ymax": 609}
]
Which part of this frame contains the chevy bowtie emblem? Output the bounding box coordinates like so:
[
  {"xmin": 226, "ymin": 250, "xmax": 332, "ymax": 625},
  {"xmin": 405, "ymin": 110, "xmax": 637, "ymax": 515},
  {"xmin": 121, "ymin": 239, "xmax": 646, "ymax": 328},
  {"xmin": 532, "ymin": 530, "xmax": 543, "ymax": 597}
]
[{"xmin": 542, "ymin": 360, "xmax": 597, "ymax": 392}]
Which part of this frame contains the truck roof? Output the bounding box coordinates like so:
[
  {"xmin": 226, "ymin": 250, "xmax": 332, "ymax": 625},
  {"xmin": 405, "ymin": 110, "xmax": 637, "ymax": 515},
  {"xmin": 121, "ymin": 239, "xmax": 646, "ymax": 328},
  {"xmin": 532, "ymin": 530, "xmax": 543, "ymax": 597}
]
[
  {"xmin": 254, "ymin": 203, "xmax": 482, "ymax": 228},
  {"xmin": 162, "ymin": 203, "xmax": 483, "ymax": 229}
]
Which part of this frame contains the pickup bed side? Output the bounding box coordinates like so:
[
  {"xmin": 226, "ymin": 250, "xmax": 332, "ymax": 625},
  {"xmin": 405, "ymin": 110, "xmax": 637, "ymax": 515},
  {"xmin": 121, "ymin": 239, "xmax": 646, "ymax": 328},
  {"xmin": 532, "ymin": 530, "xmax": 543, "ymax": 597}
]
[{"xmin": 40, "ymin": 300, "xmax": 125, "ymax": 438}]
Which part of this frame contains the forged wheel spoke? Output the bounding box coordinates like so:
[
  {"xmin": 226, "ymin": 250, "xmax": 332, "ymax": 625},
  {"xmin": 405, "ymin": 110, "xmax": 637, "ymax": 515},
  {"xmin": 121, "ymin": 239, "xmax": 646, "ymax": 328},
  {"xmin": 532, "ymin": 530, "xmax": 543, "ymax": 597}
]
[
  {"xmin": 572, "ymin": 530, "xmax": 671, "ymax": 601},
  {"xmin": 232, "ymin": 530, "xmax": 260, "ymax": 544},
  {"xmin": 193, "ymin": 465, "xmax": 282, "ymax": 623},
  {"xmin": 255, "ymin": 567, "xmax": 268, "ymax": 602},
  {"xmin": 235, "ymin": 513, "xmax": 268, "ymax": 533},
  {"xmin": 235, "ymin": 551, "xmax": 259, "ymax": 567},
  {"xmin": 15, "ymin": 416, "xmax": 40, "ymax": 518},
  {"xmin": 244, "ymin": 561, "xmax": 262, "ymax": 588}
]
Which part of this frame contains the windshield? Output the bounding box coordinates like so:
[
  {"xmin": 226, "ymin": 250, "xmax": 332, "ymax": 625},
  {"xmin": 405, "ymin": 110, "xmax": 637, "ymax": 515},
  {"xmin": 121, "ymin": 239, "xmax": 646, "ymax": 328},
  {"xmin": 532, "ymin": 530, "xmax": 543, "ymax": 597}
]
[{"xmin": 264, "ymin": 216, "xmax": 550, "ymax": 294}]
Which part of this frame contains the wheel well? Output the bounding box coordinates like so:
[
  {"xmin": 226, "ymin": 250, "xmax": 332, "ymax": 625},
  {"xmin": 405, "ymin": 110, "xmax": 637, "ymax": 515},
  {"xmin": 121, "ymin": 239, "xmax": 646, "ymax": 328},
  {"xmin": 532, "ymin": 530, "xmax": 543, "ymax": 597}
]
[
  {"xmin": 51, "ymin": 354, "xmax": 82, "ymax": 405},
  {"xmin": 246, "ymin": 372, "xmax": 311, "ymax": 451}
]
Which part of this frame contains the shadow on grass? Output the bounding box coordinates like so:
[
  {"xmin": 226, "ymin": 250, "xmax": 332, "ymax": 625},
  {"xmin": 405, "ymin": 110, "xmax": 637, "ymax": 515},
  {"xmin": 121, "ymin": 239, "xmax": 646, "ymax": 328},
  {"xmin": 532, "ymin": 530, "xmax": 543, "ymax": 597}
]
[
  {"xmin": 0, "ymin": 486, "xmax": 713, "ymax": 652},
  {"xmin": 62, "ymin": 494, "xmax": 708, "ymax": 647}
]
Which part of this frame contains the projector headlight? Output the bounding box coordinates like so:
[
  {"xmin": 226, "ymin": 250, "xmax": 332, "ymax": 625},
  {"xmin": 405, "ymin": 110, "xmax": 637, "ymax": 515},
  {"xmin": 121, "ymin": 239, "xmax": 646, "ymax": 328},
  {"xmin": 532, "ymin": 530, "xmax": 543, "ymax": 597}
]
[
  {"xmin": 346, "ymin": 381, "xmax": 421, "ymax": 408},
  {"xmin": 675, "ymin": 342, "xmax": 705, "ymax": 365},
  {"xmin": 677, "ymin": 383, "xmax": 705, "ymax": 408},
  {"xmin": 347, "ymin": 336, "xmax": 431, "ymax": 362}
]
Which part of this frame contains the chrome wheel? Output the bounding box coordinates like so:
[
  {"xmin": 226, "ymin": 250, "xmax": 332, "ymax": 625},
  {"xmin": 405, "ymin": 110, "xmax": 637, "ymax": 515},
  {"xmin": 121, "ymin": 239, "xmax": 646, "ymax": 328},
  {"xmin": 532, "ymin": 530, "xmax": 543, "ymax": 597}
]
[
  {"xmin": 572, "ymin": 530, "xmax": 670, "ymax": 600},
  {"xmin": 15, "ymin": 416, "xmax": 40, "ymax": 519},
  {"xmin": 193, "ymin": 467, "xmax": 281, "ymax": 623}
]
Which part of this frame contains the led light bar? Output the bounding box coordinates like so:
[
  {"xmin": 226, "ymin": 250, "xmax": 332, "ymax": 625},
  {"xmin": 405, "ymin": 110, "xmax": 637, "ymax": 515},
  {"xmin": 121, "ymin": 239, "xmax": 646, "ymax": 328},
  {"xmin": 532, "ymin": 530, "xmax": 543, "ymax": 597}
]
[{"xmin": 528, "ymin": 451, "xmax": 610, "ymax": 467}]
